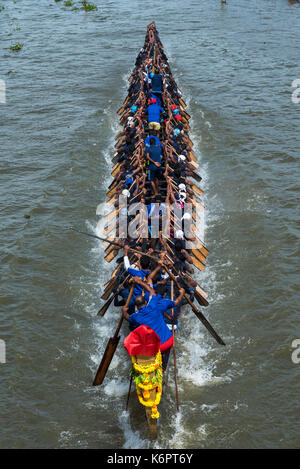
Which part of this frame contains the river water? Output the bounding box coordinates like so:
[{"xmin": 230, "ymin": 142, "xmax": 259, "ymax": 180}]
[{"xmin": 0, "ymin": 0, "xmax": 299, "ymax": 449}]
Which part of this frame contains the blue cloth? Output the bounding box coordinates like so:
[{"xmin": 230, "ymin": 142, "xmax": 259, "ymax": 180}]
[
  {"xmin": 129, "ymin": 294, "xmax": 175, "ymax": 344},
  {"xmin": 145, "ymin": 135, "xmax": 161, "ymax": 148},
  {"xmin": 147, "ymin": 145, "xmax": 162, "ymax": 170},
  {"xmin": 147, "ymin": 202, "xmax": 166, "ymax": 217},
  {"xmin": 148, "ymin": 167, "xmax": 161, "ymax": 182},
  {"xmin": 125, "ymin": 178, "xmax": 133, "ymax": 186},
  {"xmin": 127, "ymin": 267, "xmax": 150, "ymax": 297},
  {"xmin": 146, "ymin": 103, "xmax": 164, "ymax": 123},
  {"xmin": 151, "ymin": 74, "xmax": 162, "ymax": 93},
  {"xmin": 150, "ymin": 93, "xmax": 162, "ymax": 106}
]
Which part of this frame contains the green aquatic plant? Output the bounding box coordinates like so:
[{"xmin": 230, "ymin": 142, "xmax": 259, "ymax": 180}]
[
  {"xmin": 82, "ymin": 1, "xmax": 97, "ymax": 11},
  {"xmin": 10, "ymin": 43, "xmax": 23, "ymax": 51},
  {"xmin": 64, "ymin": 0, "xmax": 73, "ymax": 6}
]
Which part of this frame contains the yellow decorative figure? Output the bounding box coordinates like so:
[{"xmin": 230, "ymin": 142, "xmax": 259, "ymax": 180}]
[{"xmin": 131, "ymin": 351, "xmax": 163, "ymax": 419}]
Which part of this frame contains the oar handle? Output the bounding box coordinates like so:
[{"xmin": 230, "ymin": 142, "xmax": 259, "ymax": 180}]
[{"xmin": 69, "ymin": 228, "xmax": 123, "ymax": 249}]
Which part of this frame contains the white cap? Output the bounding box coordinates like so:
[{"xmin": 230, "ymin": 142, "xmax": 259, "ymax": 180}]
[
  {"xmin": 178, "ymin": 154, "xmax": 186, "ymax": 161},
  {"xmin": 178, "ymin": 183, "xmax": 186, "ymax": 191},
  {"xmin": 182, "ymin": 212, "xmax": 191, "ymax": 220},
  {"xmin": 175, "ymin": 230, "xmax": 184, "ymax": 239},
  {"xmin": 122, "ymin": 189, "xmax": 130, "ymax": 197}
]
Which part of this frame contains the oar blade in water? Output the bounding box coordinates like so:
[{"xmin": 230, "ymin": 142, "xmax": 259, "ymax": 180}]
[{"xmin": 92, "ymin": 336, "xmax": 120, "ymax": 386}]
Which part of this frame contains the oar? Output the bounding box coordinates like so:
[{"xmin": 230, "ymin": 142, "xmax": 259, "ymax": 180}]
[
  {"xmin": 68, "ymin": 227, "xmax": 123, "ymax": 249},
  {"xmin": 98, "ymin": 273, "xmax": 131, "ymax": 316},
  {"xmin": 101, "ymin": 254, "xmax": 135, "ymax": 300},
  {"xmin": 93, "ymin": 283, "xmax": 135, "ymax": 386},
  {"xmin": 164, "ymin": 265, "xmax": 225, "ymax": 346},
  {"xmin": 97, "ymin": 294, "xmax": 115, "ymax": 317}
]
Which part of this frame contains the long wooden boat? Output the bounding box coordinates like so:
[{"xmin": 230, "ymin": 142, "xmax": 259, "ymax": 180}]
[{"xmin": 91, "ymin": 21, "xmax": 225, "ymax": 440}]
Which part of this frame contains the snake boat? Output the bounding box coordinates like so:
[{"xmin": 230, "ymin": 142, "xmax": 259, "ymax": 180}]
[{"xmin": 89, "ymin": 21, "xmax": 225, "ymax": 440}]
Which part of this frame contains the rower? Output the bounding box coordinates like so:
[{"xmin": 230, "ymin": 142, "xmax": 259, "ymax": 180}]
[
  {"xmin": 145, "ymin": 133, "xmax": 161, "ymax": 149},
  {"xmin": 123, "ymin": 244, "xmax": 151, "ymax": 297},
  {"xmin": 149, "ymin": 92, "xmax": 162, "ymax": 107},
  {"xmin": 145, "ymin": 137, "xmax": 163, "ymax": 197},
  {"xmin": 145, "ymin": 100, "xmax": 165, "ymax": 132},
  {"xmin": 122, "ymin": 277, "xmax": 185, "ymax": 367},
  {"xmin": 151, "ymin": 69, "xmax": 163, "ymax": 96}
]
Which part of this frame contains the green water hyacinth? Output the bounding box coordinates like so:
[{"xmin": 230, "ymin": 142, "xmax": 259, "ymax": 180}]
[
  {"xmin": 10, "ymin": 44, "xmax": 23, "ymax": 51},
  {"xmin": 82, "ymin": 1, "xmax": 97, "ymax": 11}
]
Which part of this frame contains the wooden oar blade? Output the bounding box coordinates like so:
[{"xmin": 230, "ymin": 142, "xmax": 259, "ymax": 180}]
[
  {"xmin": 193, "ymin": 310, "xmax": 225, "ymax": 346},
  {"xmin": 194, "ymin": 291, "xmax": 209, "ymax": 307},
  {"xmin": 93, "ymin": 336, "xmax": 120, "ymax": 386},
  {"xmin": 97, "ymin": 294, "xmax": 114, "ymax": 316},
  {"xmin": 191, "ymin": 171, "xmax": 202, "ymax": 183},
  {"xmin": 117, "ymin": 106, "xmax": 125, "ymax": 115},
  {"xmin": 101, "ymin": 281, "xmax": 115, "ymax": 300}
]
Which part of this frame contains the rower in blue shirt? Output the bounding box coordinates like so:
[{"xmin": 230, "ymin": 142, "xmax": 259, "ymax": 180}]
[
  {"xmin": 150, "ymin": 92, "xmax": 162, "ymax": 107},
  {"xmin": 122, "ymin": 278, "xmax": 185, "ymax": 358},
  {"xmin": 146, "ymin": 137, "xmax": 163, "ymax": 197},
  {"xmin": 123, "ymin": 245, "xmax": 151, "ymax": 296},
  {"xmin": 145, "ymin": 134, "xmax": 161, "ymax": 148},
  {"xmin": 145, "ymin": 102, "xmax": 165, "ymax": 131},
  {"xmin": 151, "ymin": 71, "xmax": 163, "ymax": 94},
  {"xmin": 123, "ymin": 245, "xmax": 151, "ymax": 312}
]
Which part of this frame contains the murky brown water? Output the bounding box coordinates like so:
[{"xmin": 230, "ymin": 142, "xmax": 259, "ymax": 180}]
[{"xmin": 0, "ymin": 0, "xmax": 300, "ymax": 449}]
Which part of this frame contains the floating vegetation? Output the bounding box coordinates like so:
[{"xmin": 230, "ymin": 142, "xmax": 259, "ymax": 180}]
[
  {"xmin": 54, "ymin": 0, "xmax": 98, "ymax": 12},
  {"xmin": 82, "ymin": 0, "xmax": 97, "ymax": 11},
  {"xmin": 0, "ymin": 6, "xmax": 5, "ymax": 13},
  {"xmin": 10, "ymin": 43, "xmax": 23, "ymax": 51}
]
